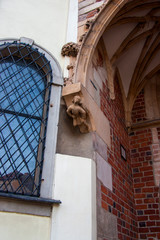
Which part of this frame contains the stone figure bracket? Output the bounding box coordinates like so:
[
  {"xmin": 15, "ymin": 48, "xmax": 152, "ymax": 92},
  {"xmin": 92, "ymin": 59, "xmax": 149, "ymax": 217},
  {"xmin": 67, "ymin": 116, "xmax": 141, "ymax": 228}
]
[
  {"xmin": 62, "ymin": 83, "xmax": 111, "ymax": 148},
  {"xmin": 62, "ymin": 83, "xmax": 94, "ymax": 134},
  {"xmin": 66, "ymin": 95, "xmax": 90, "ymax": 133}
]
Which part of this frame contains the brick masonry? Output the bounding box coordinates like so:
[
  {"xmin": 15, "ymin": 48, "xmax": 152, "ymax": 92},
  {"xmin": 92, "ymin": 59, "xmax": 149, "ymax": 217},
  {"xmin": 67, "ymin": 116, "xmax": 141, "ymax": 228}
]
[
  {"xmin": 100, "ymin": 75, "xmax": 138, "ymax": 240},
  {"xmin": 78, "ymin": 0, "xmax": 104, "ymax": 20},
  {"xmin": 77, "ymin": 1, "xmax": 160, "ymax": 239},
  {"xmin": 78, "ymin": 0, "xmax": 106, "ymax": 41},
  {"xmin": 97, "ymin": 65, "xmax": 160, "ymax": 239},
  {"xmin": 131, "ymin": 89, "xmax": 147, "ymax": 124},
  {"xmin": 130, "ymin": 90, "xmax": 160, "ymax": 240}
]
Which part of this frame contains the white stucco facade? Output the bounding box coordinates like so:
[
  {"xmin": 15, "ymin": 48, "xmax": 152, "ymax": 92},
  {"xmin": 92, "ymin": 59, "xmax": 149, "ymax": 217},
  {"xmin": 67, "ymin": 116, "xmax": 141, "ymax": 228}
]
[
  {"xmin": 0, "ymin": 212, "xmax": 51, "ymax": 240},
  {"xmin": 51, "ymin": 154, "xmax": 97, "ymax": 240},
  {"xmin": 0, "ymin": 154, "xmax": 97, "ymax": 240},
  {"xmin": 0, "ymin": 0, "xmax": 70, "ymax": 69}
]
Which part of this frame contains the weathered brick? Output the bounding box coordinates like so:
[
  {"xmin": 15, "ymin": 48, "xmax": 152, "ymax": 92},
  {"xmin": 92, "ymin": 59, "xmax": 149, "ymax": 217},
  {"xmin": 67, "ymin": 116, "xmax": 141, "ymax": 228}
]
[
  {"xmin": 139, "ymin": 222, "xmax": 146, "ymax": 227},
  {"xmin": 144, "ymin": 198, "xmax": 155, "ymax": 203},
  {"xmin": 137, "ymin": 216, "xmax": 148, "ymax": 221},
  {"xmin": 129, "ymin": 89, "xmax": 159, "ymax": 239},
  {"xmin": 147, "ymin": 221, "xmax": 156, "ymax": 226},
  {"xmin": 136, "ymin": 204, "xmax": 147, "ymax": 210},
  {"xmin": 134, "ymin": 183, "xmax": 145, "ymax": 188},
  {"xmin": 101, "ymin": 200, "xmax": 108, "ymax": 211},
  {"xmin": 144, "ymin": 209, "xmax": 156, "ymax": 215},
  {"xmin": 149, "ymin": 215, "xmax": 159, "ymax": 220},
  {"xmin": 142, "ymin": 187, "xmax": 154, "ymax": 193},
  {"xmin": 144, "ymin": 171, "xmax": 154, "ymax": 176},
  {"xmin": 138, "ymin": 227, "xmax": 149, "ymax": 233},
  {"xmin": 97, "ymin": 65, "xmax": 159, "ymax": 239},
  {"xmin": 140, "ymin": 234, "xmax": 147, "ymax": 239},
  {"xmin": 150, "ymin": 227, "xmax": 160, "ymax": 232},
  {"xmin": 134, "ymin": 193, "xmax": 146, "ymax": 199}
]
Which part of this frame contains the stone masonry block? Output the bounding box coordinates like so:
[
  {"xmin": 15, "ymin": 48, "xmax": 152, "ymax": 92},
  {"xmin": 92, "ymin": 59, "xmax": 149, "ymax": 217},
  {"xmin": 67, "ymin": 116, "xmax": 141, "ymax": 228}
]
[
  {"xmin": 79, "ymin": 0, "xmax": 95, "ymax": 9},
  {"xmin": 93, "ymin": 133, "xmax": 107, "ymax": 160},
  {"xmin": 79, "ymin": 1, "xmax": 104, "ymax": 15},
  {"xmin": 97, "ymin": 153, "xmax": 112, "ymax": 191},
  {"xmin": 97, "ymin": 206, "xmax": 118, "ymax": 239}
]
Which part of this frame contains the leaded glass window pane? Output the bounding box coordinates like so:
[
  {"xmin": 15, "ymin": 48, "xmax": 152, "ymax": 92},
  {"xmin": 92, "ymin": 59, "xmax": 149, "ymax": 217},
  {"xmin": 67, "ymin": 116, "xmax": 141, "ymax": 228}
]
[{"xmin": 0, "ymin": 42, "xmax": 52, "ymax": 196}]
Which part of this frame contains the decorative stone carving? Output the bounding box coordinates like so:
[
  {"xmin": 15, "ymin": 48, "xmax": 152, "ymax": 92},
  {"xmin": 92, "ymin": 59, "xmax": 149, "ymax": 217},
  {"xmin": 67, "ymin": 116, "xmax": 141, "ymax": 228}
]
[
  {"xmin": 79, "ymin": 32, "xmax": 87, "ymax": 42},
  {"xmin": 85, "ymin": 20, "xmax": 94, "ymax": 29},
  {"xmin": 61, "ymin": 42, "xmax": 79, "ymax": 57},
  {"xmin": 98, "ymin": 3, "xmax": 106, "ymax": 12},
  {"xmin": 67, "ymin": 63, "xmax": 75, "ymax": 70},
  {"xmin": 64, "ymin": 77, "xmax": 73, "ymax": 86},
  {"xmin": 66, "ymin": 95, "xmax": 90, "ymax": 133}
]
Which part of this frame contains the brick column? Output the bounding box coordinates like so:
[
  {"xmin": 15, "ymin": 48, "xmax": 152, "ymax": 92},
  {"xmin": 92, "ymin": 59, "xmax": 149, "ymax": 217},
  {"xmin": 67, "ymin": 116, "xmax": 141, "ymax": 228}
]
[{"xmin": 151, "ymin": 128, "xmax": 160, "ymax": 187}]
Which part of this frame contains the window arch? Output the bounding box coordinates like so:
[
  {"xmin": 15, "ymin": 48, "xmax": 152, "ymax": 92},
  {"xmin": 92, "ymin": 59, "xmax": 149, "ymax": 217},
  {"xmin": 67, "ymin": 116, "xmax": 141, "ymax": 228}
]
[{"xmin": 0, "ymin": 40, "xmax": 62, "ymax": 197}]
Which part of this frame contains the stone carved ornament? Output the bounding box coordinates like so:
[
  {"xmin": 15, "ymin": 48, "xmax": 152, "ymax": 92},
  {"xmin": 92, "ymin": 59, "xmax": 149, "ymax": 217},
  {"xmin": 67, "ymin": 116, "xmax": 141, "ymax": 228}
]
[
  {"xmin": 85, "ymin": 20, "xmax": 94, "ymax": 29},
  {"xmin": 66, "ymin": 95, "xmax": 90, "ymax": 133},
  {"xmin": 63, "ymin": 77, "xmax": 73, "ymax": 86},
  {"xmin": 79, "ymin": 32, "xmax": 87, "ymax": 42},
  {"xmin": 61, "ymin": 42, "xmax": 79, "ymax": 57}
]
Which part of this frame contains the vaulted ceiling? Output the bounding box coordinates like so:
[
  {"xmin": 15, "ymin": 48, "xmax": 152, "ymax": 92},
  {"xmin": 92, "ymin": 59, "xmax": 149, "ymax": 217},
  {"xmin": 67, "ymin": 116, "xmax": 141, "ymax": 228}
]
[{"xmin": 102, "ymin": 0, "xmax": 160, "ymax": 105}]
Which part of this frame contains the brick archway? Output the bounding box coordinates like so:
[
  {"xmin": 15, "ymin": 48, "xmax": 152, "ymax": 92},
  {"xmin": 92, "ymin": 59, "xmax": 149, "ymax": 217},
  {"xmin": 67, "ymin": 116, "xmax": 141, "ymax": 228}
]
[
  {"xmin": 75, "ymin": 0, "xmax": 160, "ymax": 126},
  {"xmin": 75, "ymin": 0, "xmax": 128, "ymax": 88}
]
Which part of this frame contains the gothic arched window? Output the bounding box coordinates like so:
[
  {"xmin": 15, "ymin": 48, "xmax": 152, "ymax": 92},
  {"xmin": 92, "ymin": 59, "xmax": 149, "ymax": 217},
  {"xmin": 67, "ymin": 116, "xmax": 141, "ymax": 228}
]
[{"xmin": 0, "ymin": 41, "xmax": 54, "ymax": 196}]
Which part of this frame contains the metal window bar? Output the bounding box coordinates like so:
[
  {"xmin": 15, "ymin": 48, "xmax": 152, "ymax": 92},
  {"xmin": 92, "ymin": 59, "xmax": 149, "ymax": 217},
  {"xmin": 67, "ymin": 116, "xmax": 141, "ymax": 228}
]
[
  {"xmin": 1, "ymin": 65, "xmax": 45, "ymax": 193},
  {"xmin": 0, "ymin": 42, "xmax": 52, "ymax": 196}
]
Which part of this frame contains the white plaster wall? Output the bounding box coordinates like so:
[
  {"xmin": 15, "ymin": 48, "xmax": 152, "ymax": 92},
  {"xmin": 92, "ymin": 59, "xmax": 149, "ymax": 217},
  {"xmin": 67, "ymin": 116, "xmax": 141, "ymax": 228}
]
[
  {"xmin": 51, "ymin": 154, "xmax": 97, "ymax": 240},
  {"xmin": 0, "ymin": 0, "xmax": 70, "ymax": 69},
  {"xmin": 0, "ymin": 212, "xmax": 50, "ymax": 240},
  {"xmin": 64, "ymin": 0, "xmax": 78, "ymax": 77},
  {"xmin": 66, "ymin": 0, "xmax": 78, "ymax": 43}
]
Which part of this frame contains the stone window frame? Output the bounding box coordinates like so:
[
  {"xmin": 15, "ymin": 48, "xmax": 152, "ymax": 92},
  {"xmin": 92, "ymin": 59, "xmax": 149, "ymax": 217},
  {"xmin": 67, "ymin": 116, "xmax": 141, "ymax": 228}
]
[{"xmin": 0, "ymin": 37, "xmax": 63, "ymax": 216}]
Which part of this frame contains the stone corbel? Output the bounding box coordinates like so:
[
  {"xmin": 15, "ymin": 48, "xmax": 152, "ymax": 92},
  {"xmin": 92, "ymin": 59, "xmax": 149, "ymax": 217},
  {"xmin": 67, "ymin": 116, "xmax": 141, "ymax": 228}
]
[
  {"xmin": 62, "ymin": 83, "xmax": 111, "ymax": 147},
  {"xmin": 62, "ymin": 83, "xmax": 95, "ymax": 133}
]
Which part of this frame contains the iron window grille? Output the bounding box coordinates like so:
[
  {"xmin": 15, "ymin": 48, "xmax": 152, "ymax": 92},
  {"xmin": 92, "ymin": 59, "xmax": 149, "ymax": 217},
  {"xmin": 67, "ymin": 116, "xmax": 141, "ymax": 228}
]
[{"xmin": 0, "ymin": 41, "xmax": 52, "ymax": 197}]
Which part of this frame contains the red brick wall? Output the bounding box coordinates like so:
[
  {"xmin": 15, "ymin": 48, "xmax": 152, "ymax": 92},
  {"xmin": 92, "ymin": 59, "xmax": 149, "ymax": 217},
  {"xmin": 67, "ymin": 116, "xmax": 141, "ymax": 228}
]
[
  {"xmin": 131, "ymin": 89, "xmax": 147, "ymax": 124},
  {"xmin": 157, "ymin": 128, "xmax": 160, "ymax": 140},
  {"xmin": 100, "ymin": 78, "xmax": 160, "ymax": 239},
  {"xmin": 130, "ymin": 92, "xmax": 160, "ymax": 239},
  {"xmin": 100, "ymin": 77, "xmax": 138, "ymax": 239}
]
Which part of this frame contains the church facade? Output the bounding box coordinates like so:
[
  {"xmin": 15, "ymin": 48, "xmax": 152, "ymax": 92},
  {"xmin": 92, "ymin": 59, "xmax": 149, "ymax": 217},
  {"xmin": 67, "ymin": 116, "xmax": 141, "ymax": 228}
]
[{"xmin": 0, "ymin": 0, "xmax": 160, "ymax": 239}]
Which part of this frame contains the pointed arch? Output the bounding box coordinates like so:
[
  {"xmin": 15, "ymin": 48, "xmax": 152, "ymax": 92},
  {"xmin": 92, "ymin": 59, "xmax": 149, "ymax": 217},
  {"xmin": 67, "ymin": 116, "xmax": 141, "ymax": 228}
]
[
  {"xmin": 75, "ymin": 0, "xmax": 160, "ymax": 126},
  {"xmin": 75, "ymin": 0, "xmax": 129, "ymax": 95}
]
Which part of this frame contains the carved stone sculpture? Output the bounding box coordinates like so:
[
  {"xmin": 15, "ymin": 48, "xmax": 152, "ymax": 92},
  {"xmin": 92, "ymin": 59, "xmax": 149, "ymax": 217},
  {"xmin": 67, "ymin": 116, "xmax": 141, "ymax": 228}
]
[
  {"xmin": 67, "ymin": 95, "xmax": 90, "ymax": 133},
  {"xmin": 61, "ymin": 42, "xmax": 79, "ymax": 57},
  {"xmin": 79, "ymin": 32, "xmax": 87, "ymax": 42},
  {"xmin": 67, "ymin": 63, "xmax": 75, "ymax": 70},
  {"xmin": 64, "ymin": 77, "xmax": 73, "ymax": 86},
  {"xmin": 85, "ymin": 20, "xmax": 94, "ymax": 29}
]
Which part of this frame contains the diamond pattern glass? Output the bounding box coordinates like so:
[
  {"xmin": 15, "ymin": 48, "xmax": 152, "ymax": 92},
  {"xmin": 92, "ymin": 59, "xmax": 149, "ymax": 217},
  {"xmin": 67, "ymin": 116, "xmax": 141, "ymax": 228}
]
[{"xmin": 0, "ymin": 42, "xmax": 52, "ymax": 196}]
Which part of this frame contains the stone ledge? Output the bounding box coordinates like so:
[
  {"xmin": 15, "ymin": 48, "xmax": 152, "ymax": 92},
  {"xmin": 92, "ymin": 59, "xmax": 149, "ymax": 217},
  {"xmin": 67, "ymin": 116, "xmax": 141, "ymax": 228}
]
[
  {"xmin": 0, "ymin": 192, "xmax": 61, "ymax": 204},
  {"xmin": 131, "ymin": 118, "xmax": 160, "ymax": 130},
  {"xmin": 0, "ymin": 193, "xmax": 61, "ymax": 217}
]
